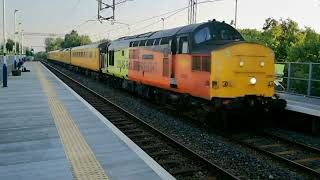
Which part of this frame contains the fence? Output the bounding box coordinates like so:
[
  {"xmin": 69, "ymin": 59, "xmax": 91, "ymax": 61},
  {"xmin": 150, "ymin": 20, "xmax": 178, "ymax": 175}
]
[
  {"xmin": 277, "ymin": 62, "xmax": 320, "ymax": 98},
  {"xmin": 0, "ymin": 55, "xmax": 16, "ymax": 82}
]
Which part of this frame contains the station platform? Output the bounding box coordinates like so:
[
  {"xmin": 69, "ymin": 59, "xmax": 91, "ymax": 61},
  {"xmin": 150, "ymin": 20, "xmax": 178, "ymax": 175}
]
[
  {"xmin": 280, "ymin": 93, "xmax": 320, "ymax": 117},
  {"xmin": 0, "ymin": 62, "xmax": 174, "ymax": 180}
]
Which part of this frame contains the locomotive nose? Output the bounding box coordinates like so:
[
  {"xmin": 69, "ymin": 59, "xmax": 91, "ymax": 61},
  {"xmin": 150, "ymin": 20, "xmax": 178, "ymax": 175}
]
[{"xmin": 210, "ymin": 42, "xmax": 276, "ymax": 98}]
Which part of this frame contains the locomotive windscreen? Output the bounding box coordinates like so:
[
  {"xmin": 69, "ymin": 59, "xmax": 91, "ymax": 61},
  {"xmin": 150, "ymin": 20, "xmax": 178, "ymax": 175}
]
[{"xmin": 193, "ymin": 22, "xmax": 244, "ymax": 46}]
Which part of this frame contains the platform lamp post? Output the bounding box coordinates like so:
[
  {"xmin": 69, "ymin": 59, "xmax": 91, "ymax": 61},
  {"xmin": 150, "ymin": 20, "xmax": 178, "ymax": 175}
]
[
  {"xmin": 13, "ymin": 9, "xmax": 19, "ymax": 69},
  {"xmin": 161, "ymin": 18, "xmax": 165, "ymax": 30},
  {"xmin": 18, "ymin": 23, "xmax": 22, "ymax": 59},
  {"xmin": 234, "ymin": 0, "xmax": 238, "ymax": 29},
  {"xmin": 20, "ymin": 29, "xmax": 24, "ymax": 57},
  {"xmin": 2, "ymin": 0, "xmax": 8, "ymax": 87}
]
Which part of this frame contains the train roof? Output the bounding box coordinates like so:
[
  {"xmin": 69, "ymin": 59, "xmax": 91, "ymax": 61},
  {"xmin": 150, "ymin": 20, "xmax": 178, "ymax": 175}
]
[
  {"xmin": 71, "ymin": 42, "xmax": 109, "ymax": 50},
  {"xmin": 108, "ymin": 20, "xmax": 228, "ymax": 51}
]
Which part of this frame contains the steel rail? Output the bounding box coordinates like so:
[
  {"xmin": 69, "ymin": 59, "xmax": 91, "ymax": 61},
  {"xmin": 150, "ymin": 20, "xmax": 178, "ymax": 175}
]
[{"xmin": 231, "ymin": 132, "xmax": 320, "ymax": 177}]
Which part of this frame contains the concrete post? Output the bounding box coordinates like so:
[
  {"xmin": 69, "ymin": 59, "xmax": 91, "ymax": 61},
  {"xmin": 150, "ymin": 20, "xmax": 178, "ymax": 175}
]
[
  {"xmin": 2, "ymin": 0, "xmax": 8, "ymax": 87},
  {"xmin": 14, "ymin": 9, "xmax": 18, "ymax": 69}
]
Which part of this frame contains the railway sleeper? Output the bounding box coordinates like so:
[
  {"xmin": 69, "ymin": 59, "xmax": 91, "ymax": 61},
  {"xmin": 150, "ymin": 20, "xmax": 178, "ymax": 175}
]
[
  {"xmin": 127, "ymin": 133, "xmax": 149, "ymax": 139},
  {"xmin": 158, "ymin": 159, "xmax": 189, "ymax": 168},
  {"xmin": 134, "ymin": 138, "xmax": 158, "ymax": 144},
  {"xmin": 148, "ymin": 151, "xmax": 176, "ymax": 158},
  {"xmin": 142, "ymin": 144, "xmax": 168, "ymax": 152},
  {"xmin": 112, "ymin": 121, "xmax": 134, "ymax": 126},
  {"xmin": 116, "ymin": 124, "xmax": 137, "ymax": 130},
  {"xmin": 124, "ymin": 129, "xmax": 144, "ymax": 134},
  {"xmin": 170, "ymin": 167, "xmax": 203, "ymax": 176}
]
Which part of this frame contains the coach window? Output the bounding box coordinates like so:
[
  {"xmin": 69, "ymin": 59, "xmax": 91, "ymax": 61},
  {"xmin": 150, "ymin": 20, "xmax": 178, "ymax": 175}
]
[
  {"xmin": 154, "ymin": 38, "xmax": 161, "ymax": 46},
  {"xmin": 139, "ymin": 40, "xmax": 147, "ymax": 47},
  {"xmin": 109, "ymin": 51, "xmax": 115, "ymax": 66},
  {"xmin": 160, "ymin": 37, "xmax": 170, "ymax": 45},
  {"xmin": 133, "ymin": 41, "xmax": 139, "ymax": 47},
  {"xmin": 178, "ymin": 36, "xmax": 189, "ymax": 54},
  {"xmin": 146, "ymin": 39, "xmax": 155, "ymax": 46}
]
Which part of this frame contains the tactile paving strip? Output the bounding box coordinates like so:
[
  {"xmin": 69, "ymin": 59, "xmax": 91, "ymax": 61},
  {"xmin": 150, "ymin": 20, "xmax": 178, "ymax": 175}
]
[{"xmin": 36, "ymin": 64, "xmax": 109, "ymax": 180}]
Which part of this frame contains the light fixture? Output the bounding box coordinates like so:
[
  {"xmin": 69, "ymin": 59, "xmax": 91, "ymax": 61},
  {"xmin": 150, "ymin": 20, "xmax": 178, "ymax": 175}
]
[
  {"xmin": 222, "ymin": 81, "xmax": 229, "ymax": 87},
  {"xmin": 250, "ymin": 77, "xmax": 257, "ymax": 85},
  {"xmin": 240, "ymin": 61, "xmax": 244, "ymax": 67},
  {"xmin": 260, "ymin": 61, "xmax": 265, "ymax": 67}
]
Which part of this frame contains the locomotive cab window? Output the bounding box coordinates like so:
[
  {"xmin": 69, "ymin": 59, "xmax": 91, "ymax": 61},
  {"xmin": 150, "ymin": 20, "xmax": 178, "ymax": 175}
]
[
  {"xmin": 211, "ymin": 23, "xmax": 243, "ymax": 41},
  {"xmin": 194, "ymin": 27, "xmax": 212, "ymax": 44},
  {"xmin": 193, "ymin": 23, "xmax": 244, "ymax": 47}
]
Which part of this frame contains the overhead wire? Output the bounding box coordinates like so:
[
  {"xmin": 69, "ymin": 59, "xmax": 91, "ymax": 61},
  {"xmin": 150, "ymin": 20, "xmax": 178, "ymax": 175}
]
[
  {"xmin": 91, "ymin": 0, "xmax": 226, "ymax": 39},
  {"xmin": 63, "ymin": 0, "xmax": 226, "ymax": 41}
]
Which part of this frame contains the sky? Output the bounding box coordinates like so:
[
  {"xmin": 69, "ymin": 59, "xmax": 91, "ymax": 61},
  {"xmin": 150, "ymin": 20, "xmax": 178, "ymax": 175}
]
[{"xmin": 1, "ymin": 0, "xmax": 320, "ymax": 52}]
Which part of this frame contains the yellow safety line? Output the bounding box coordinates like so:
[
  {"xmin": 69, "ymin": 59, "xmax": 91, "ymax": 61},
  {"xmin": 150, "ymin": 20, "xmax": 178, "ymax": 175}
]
[{"xmin": 36, "ymin": 63, "xmax": 109, "ymax": 180}]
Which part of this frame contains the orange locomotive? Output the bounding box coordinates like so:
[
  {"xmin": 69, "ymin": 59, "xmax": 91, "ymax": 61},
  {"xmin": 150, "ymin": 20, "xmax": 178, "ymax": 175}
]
[{"xmin": 49, "ymin": 20, "xmax": 286, "ymax": 124}]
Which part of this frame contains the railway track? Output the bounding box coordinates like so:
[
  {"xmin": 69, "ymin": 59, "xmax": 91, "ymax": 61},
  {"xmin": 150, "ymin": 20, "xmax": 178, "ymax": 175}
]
[
  {"xmin": 42, "ymin": 61, "xmax": 238, "ymax": 180},
  {"xmin": 231, "ymin": 131, "xmax": 320, "ymax": 177}
]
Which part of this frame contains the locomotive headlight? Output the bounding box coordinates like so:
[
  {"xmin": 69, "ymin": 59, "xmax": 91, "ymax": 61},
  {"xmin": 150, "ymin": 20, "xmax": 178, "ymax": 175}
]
[
  {"xmin": 240, "ymin": 61, "xmax": 245, "ymax": 67},
  {"xmin": 250, "ymin": 77, "xmax": 257, "ymax": 85},
  {"xmin": 222, "ymin": 81, "xmax": 229, "ymax": 87},
  {"xmin": 260, "ymin": 61, "xmax": 265, "ymax": 67}
]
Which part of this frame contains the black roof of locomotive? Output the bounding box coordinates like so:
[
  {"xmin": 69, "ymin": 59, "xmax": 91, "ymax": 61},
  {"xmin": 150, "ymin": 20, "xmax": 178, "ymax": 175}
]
[{"xmin": 108, "ymin": 21, "xmax": 209, "ymax": 51}]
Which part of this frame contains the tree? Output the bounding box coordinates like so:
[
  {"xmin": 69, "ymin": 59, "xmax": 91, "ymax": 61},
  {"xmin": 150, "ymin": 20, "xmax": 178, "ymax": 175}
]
[
  {"xmin": 239, "ymin": 29, "xmax": 263, "ymax": 43},
  {"xmin": 63, "ymin": 30, "xmax": 81, "ymax": 48},
  {"xmin": 96, "ymin": 38, "xmax": 111, "ymax": 44},
  {"xmin": 288, "ymin": 28, "xmax": 320, "ymax": 62},
  {"xmin": 34, "ymin": 52, "xmax": 47, "ymax": 60},
  {"xmin": 240, "ymin": 18, "xmax": 310, "ymax": 62},
  {"xmin": 53, "ymin": 38, "xmax": 64, "ymax": 50},
  {"xmin": 45, "ymin": 31, "xmax": 93, "ymax": 51},
  {"xmin": 80, "ymin": 35, "xmax": 92, "ymax": 45},
  {"xmin": 263, "ymin": 18, "xmax": 279, "ymax": 31},
  {"xmin": 45, "ymin": 38, "xmax": 55, "ymax": 52},
  {"xmin": 25, "ymin": 47, "xmax": 34, "ymax": 56},
  {"xmin": 62, "ymin": 30, "xmax": 92, "ymax": 48},
  {"xmin": 6, "ymin": 39, "xmax": 14, "ymax": 52}
]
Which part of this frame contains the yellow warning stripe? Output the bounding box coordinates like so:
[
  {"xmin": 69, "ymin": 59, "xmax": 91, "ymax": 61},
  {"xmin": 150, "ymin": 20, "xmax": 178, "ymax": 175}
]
[{"xmin": 36, "ymin": 64, "xmax": 109, "ymax": 180}]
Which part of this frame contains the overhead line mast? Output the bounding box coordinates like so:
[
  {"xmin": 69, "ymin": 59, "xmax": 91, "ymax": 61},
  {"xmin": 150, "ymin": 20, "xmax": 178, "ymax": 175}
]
[
  {"xmin": 98, "ymin": 0, "xmax": 115, "ymax": 22},
  {"xmin": 97, "ymin": 0, "xmax": 133, "ymax": 23},
  {"xmin": 188, "ymin": 0, "xmax": 197, "ymax": 24}
]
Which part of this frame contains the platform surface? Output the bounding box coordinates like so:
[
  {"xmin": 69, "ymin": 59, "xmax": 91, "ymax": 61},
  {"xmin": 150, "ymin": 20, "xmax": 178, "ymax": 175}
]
[
  {"xmin": 280, "ymin": 93, "xmax": 320, "ymax": 117},
  {"xmin": 0, "ymin": 61, "xmax": 174, "ymax": 180}
]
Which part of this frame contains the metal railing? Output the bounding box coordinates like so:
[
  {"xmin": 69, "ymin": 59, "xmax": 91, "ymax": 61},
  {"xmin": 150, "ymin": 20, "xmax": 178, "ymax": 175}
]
[{"xmin": 277, "ymin": 62, "xmax": 320, "ymax": 98}]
